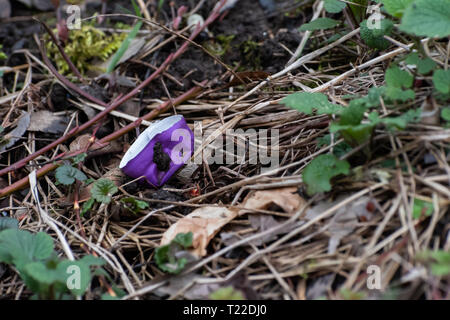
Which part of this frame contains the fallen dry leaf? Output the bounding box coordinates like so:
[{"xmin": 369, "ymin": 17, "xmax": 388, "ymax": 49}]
[
  {"xmin": 240, "ymin": 187, "xmax": 306, "ymax": 215},
  {"xmin": 160, "ymin": 187, "xmax": 306, "ymax": 257},
  {"xmin": 161, "ymin": 206, "xmax": 238, "ymax": 257},
  {"xmin": 28, "ymin": 110, "xmax": 74, "ymax": 134}
]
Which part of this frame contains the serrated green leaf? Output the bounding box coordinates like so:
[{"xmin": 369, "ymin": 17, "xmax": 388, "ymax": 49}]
[
  {"xmin": 79, "ymin": 255, "xmax": 106, "ymax": 267},
  {"xmin": 433, "ymin": 69, "xmax": 450, "ymax": 94},
  {"xmin": 405, "ymin": 52, "xmax": 436, "ymax": 74},
  {"xmin": 323, "ymin": 0, "xmax": 346, "ymax": 13},
  {"xmin": 173, "ymin": 232, "xmax": 193, "ymax": 248},
  {"xmin": 412, "ymin": 198, "xmax": 433, "ymax": 219},
  {"xmin": 55, "ymin": 165, "xmax": 87, "ymax": 185},
  {"xmin": 330, "ymin": 122, "xmax": 375, "ymax": 146},
  {"xmin": 367, "ymin": 109, "xmax": 421, "ymax": 130},
  {"xmin": 81, "ymin": 198, "xmax": 95, "ymax": 217},
  {"xmin": 339, "ymin": 100, "xmax": 367, "ymax": 126},
  {"xmin": 360, "ymin": 18, "xmax": 394, "ymax": 50},
  {"xmin": 71, "ymin": 153, "xmax": 87, "ymax": 165},
  {"xmin": 281, "ymin": 92, "xmax": 342, "ymax": 115},
  {"xmin": 385, "ymin": 87, "xmax": 415, "ymax": 101},
  {"xmin": 0, "ymin": 230, "xmax": 54, "ymax": 268},
  {"xmin": 0, "ymin": 217, "xmax": 19, "ymax": 231},
  {"xmin": 385, "ymin": 67, "xmax": 413, "ymax": 88},
  {"xmin": 302, "ymin": 154, "xmax": 350, "ymax": 195},
  {"xmin": 91, "ymin": 179, "xmax": 118, "ymax": 204},
  {"xmin": 299, "ymin": 18, "xmax": 340, "ymax": 31},
  {"xmin": 400, "ymin": 0, "xmax": 450, "ymax": 38},
  {"xmin": 381, "ymin": 0, "xmax": 414, "ymax": 18}
]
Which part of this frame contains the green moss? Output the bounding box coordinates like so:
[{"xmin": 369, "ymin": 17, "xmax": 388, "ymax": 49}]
[
  {"xmin": 204, "ymin": 34, "xmax": 235, "ymax": 57},
  {"xmin": 46, "ymin": 23, "xmax": 127, "ymax": 75},
  {"xmin": 240, "ymin": 40, "xmax": 262, "ymax": 70}
]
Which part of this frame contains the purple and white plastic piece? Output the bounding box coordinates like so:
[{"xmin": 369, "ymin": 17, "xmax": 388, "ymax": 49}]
[{"xmin": 119, "ymin": 115, "xmax": 194, "ymax": 187}]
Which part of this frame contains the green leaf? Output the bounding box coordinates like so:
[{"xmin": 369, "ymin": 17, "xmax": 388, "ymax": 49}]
[
  {"xmin": 339, "ymin": 100, "xmax": 367, "ymax": 126},
  {"xmin": 323, "ymin": 0, "xmax": 346, "ymax": 13},
  {"xmin": 360, "ymin": 18, "xmax": 394, "ymax": 50},
  {"xmin": 154, "ymin": 244, "xmax": 188, "ymax": 274},
  {"xmin": 71, "ymin": 153, "xmax": 87, "ymax": 165},
  {"xmin": 431, "ymin": 263, "xmax": 450, "ymax": 276},
  {"xmin": 432, "ymin": 69, "xmax": 450, "ymax": 94},
  {"xmin": 367, "ymin": 109, "xmax": 421, "ymax": 130},
  {"xmin": 55, "ymin": 165, "xmax": 87, "ymax": 185},
  {"xmin": 400, "ymin": 0, "xmax": 450, "ymax": 38},
  {"xmin": 385, "ymin": 87, "xmax": 415, "ymax": 101},
  {"xmin": 81, "ymin": 198, "xmax": 95, "ymax": 217},
  {"xmin": 385, "ymin": 67, "xmax": 413, "ymax": 88},
  {"xmin": 381, "ymin": 0, "xmax": 414, "ymax": 18},
  {"xmin": 302, "ymin": 154, "xmax": 350, "ymax": 195},
  {"xmin": 25, "ymin": 262, "xmax": 62, "ymax": 285},
  {"xmin": 79, "ymin": 255, "xmax": 106, "ymax": 267},
  {"xmin": 120, "ymin": 197, "xmax": 149, "ymax": 213},
  {"xmin": 441, "ymin": 107, "xmax": 450, "ymax": 121},
  {"xmin": 210, "ymin": 286, "xmax": 245, "ymax": 300},
  {"xmin": 0, "ymin": 229, "xmax": 54, "ymax": 268},
  {"xmin": 299, "ymin": 18, "xmax": 340, "ymax": 31},
  {"xmin": 173, "ymin": 232, "xmax": 193, "ymax": 248},
  {"xmin": 107, "ymin": 21, "xmax": 143, "ymax": 73},
  {"xmin": 412, "ymin": 198, "xmax": 433, "ymax": 219},
  {"xmin": 91, "ymin": 179, "xmax": 118, "ymax": 204},
  {"xmin": 405, "ymin": 52, "xmax": 436, "ymax": 74},
  {"xmin": 281, "ymin": 92, "xmax": 342, "ymax": 115},
  {"xmin": 330, "ymin": 122, "xmax": 375, "ymax": 146},
  {"xmin": 0, "ymin": 217, "xmax": 19, "ymax": 231}
]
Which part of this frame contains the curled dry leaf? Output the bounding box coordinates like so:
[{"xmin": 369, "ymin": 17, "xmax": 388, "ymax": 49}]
[
  {"xmin": 239, "ymin": 187, "xmax": 306, "ymax": 216},
  {"xmin": 161, "ymin": 207, "xmax": 238, "ymax": 257}
]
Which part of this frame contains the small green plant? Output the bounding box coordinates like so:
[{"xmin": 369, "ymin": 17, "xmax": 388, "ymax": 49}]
[
  {"xmin": 360, "ymin": 18, "xmax": 394, "ymax": 50},
  {"xmin": 412, "ymin": 198, "xmax": 434, "ymax": 219},
  {"xmin": 154, "ymin": 232, "xmax": 193, "ymax": 274},
  {"xmin": 210, "ymin": 286, "xmax": 245, "ymax": 300},
  {"xmin": 120, "ymin": 197, "xmax": 149, "ymax": 214},
  {"xmin": 417, "ymin": 250, "xmax": 450, "ymax": 276},
  {"xmin": 55, "ymin": 153, "xmax": 89, "ymax": 186},
  {"xmin": 302, "ymin": 154, "xmax": 350, "ymax": 195},
  {"xmin": 0, "ymin": 222, "xmax": 106, "ymax": 299},
  {"xmin": 82, "ymin": 178, "xmax": 118, "ymax": 215}
]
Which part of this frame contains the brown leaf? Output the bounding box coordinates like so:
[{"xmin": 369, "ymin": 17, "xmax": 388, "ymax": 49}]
[
  {"xmin": 161, "ymin": 206, "xmax": 238, "ymax": 257},
  {"xmin": 160, "ymin": 187, "xmax": 306, "ymax": 257},
  {"xmin": 240, "ymin": 187, "xmax": 306, "ymax": 216},
  {"xmin": 28, "ymin": 110, "xmax": 74, "ymax": 134}
]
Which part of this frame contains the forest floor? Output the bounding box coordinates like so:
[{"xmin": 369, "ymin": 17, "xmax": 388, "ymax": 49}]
[{"xmin": 0, "ymin": 0, "xmax": 449, "ymax": 300}]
